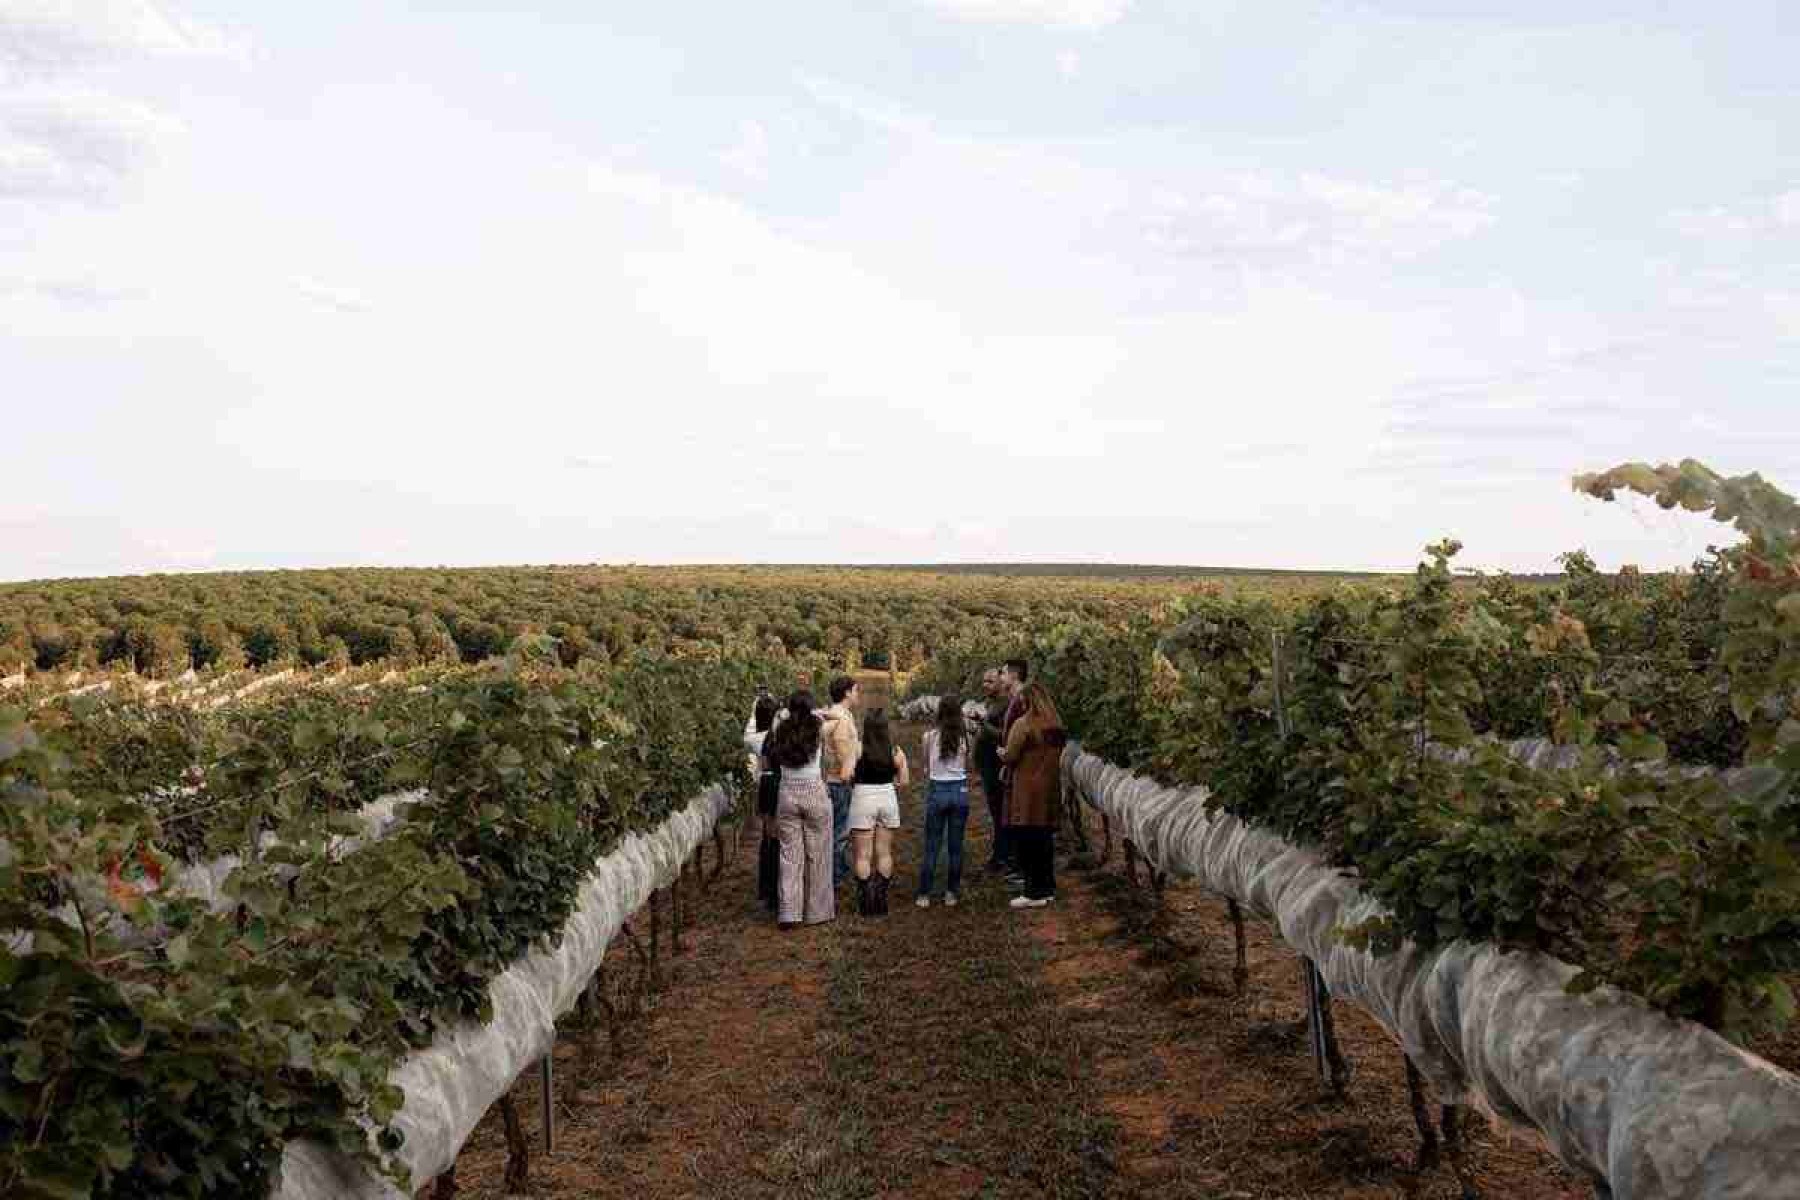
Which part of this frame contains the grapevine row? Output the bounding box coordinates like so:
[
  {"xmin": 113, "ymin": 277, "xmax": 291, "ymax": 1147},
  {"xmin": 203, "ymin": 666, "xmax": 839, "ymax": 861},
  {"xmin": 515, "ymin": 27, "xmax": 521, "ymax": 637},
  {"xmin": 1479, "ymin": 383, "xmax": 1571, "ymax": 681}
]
[
  {"xmin": 1, "ymin": 639, "xmax": 783, "ymax": 1199},
  {"xmin": 0, "ymin": 565, "xmax": 1232, "ymax": 677},
  {"xmin": 909, "ymin": 460, "xmax": 1800, "ymax": 1039}
]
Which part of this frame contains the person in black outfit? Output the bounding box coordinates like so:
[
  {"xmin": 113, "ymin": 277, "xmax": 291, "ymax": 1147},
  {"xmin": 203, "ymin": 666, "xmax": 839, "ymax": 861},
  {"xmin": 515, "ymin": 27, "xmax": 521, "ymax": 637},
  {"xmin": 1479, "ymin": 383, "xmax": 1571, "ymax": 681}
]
[
  {"xmin": 972, "ymin": 667, "xmax": 1012, "ymax": 872},
  {"xmin": 748, "ymin": 693, "xmax": 781, "ymax": 912}
]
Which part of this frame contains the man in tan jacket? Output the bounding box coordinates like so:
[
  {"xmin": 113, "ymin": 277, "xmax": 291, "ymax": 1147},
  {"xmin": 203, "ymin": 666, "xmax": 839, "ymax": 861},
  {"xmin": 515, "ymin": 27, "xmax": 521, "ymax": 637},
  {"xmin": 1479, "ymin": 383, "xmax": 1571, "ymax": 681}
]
[{"xmin": 822, "ymin": 675, "xmax": 862, "ymax": 886}]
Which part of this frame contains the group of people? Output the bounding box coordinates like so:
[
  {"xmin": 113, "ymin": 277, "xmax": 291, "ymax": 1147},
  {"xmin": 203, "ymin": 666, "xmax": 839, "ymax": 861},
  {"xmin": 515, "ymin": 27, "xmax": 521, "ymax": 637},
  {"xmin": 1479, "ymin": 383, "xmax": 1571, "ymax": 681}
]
[{"xmin": 742, "ymin": 661, "xmax": 1067, "ymax": 929}]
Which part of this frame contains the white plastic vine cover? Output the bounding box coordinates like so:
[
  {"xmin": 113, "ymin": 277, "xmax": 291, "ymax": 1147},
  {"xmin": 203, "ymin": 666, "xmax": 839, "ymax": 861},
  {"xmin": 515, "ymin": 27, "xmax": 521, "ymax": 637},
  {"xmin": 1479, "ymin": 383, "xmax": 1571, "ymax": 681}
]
[
  {"xmin": 271, "ymin": 783, "xmax": 732, "ymax": 1199},
  {"xmin": 3, "ymin": 790, "xmax": 428, "ymax": 957},
  {"xmin": 1447, "ymin": 734, "xmax": 1782, "ymax": 791},
  {"xmin": 898, "ymin": 695, "xmax": 937, "ymax": 721},
  {"xmin": 897, "ymin": 695, "xmax": 987, "ymax": 725},
  {"xmin": 1060, "ymin": 740, "xmax": 1800, "ymax": 1198},
  {"xmin": 169, "ymin": 789, "xmax": 426, "ymax": 915}
]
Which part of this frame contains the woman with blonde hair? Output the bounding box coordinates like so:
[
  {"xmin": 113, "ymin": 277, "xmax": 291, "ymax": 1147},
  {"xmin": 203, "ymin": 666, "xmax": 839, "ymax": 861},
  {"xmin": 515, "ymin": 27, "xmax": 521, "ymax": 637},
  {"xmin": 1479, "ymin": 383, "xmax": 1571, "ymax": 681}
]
[{"xmin": 998, "ymin": 680, "xmax": 1068, "ymax": 909}]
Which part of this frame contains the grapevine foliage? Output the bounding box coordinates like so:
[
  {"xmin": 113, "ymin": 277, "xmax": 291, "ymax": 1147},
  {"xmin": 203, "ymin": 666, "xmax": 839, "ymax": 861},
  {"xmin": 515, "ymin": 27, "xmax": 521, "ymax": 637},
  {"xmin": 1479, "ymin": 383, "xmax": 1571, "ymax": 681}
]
[
  {"xmin": 913, "ymin": 461, "xmax": 1800, "ymax": 1041},
  {"xmin": 1, "ymin": 643, "xmax": 782, "ymax": 1199},
  {"xmin": 0, "ymin": 567, "xmax": 1234, "ymax": 679}
]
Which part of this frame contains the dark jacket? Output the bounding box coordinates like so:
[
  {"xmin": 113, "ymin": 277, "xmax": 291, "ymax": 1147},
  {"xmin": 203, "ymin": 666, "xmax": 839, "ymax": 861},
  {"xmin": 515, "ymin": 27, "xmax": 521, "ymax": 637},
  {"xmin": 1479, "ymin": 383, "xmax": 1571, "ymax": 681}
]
[{"xmin": 973, "ymin": 696, "xmax": 1008, "ymax": 770}]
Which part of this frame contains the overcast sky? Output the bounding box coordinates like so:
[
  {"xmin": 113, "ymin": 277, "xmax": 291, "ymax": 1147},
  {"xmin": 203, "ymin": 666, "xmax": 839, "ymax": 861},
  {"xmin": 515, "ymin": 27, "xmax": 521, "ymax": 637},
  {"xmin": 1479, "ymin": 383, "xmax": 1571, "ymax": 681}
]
[{"xmin": 3, "ymin": 1, "xmax": 1796, "ymax": 580}]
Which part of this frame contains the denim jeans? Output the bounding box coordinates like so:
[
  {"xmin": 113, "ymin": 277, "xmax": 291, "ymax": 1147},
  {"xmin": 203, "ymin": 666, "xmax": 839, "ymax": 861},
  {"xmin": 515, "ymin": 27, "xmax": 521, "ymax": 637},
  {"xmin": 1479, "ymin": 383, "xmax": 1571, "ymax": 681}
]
[
  {"xmin": 918, "ymin": 779, "xmax": 970, "ymax": 897},
  {"xmin": 828, "ymin": 781, "xmax": 853, "ymax": 885}
]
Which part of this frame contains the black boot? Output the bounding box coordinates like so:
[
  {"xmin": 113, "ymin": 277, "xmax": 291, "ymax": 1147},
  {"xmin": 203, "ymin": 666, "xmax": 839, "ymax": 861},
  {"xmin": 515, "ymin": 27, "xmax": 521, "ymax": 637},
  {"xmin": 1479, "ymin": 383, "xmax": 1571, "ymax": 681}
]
[
  {"xmin": 757, "ymin": 835, "xmax": 779, "ymax": 912},
  {"xmin": 872, "ymin": 872, "xmax": 892, "ymax": 917},
  {"xmin": 855, "ymin": 876, "xmax": 873, "ymax": 916}
]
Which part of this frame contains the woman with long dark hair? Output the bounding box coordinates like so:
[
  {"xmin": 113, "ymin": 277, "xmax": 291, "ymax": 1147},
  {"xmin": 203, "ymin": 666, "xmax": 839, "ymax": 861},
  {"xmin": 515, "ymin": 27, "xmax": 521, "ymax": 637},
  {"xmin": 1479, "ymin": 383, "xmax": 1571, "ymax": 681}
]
[
  {"xmin": 915, "ymin": 694, "xmax": 971, "ymax": 908},
  {"xmin": 769, "ymin": 690, "xmax": 836, "ymax": 927},
  {"xmin": 746, "ymin": 693, "xmax": 781, "ymax": 912},
  {"xmin": 999, "ymin": 681, "xmax": 1068, "ymax": 909},
  {"xmin": 847, "ymin": 707, "xmax": 909, "ymax": 915}
]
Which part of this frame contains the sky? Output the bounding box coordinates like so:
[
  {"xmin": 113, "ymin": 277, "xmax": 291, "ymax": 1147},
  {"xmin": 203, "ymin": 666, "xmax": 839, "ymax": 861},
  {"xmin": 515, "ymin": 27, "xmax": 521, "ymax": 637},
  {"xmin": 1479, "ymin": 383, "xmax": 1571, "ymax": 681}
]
[{"xmin": 2, "ymin": 0, "xmax": 1796, "ymax": 580}]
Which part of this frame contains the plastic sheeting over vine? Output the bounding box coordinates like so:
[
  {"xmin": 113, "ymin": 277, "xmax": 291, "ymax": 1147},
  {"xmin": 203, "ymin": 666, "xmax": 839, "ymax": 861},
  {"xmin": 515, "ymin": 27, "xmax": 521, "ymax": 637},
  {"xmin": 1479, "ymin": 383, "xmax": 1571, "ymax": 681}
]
[
  {"xmin": 897, "ymin": 695, "xmax": 937, "ymax": 721},
  {"xmin": 1061, "ymin": 741, "xmax": 1800, "ymax": 1198},
  {"xmin": 3, "ymin": 790, "xmax": 424, "ymax": 955},
  {"xmin": 133, "ymin": 790, "xmax": 423, "ymax": 920},
  {"xmin": 272, "ymin": 782, "xmax": 732, "ymax": 1199},
  {"xmin": 897, "ymin": 694, "xmax": 986, "ymax": 725}
]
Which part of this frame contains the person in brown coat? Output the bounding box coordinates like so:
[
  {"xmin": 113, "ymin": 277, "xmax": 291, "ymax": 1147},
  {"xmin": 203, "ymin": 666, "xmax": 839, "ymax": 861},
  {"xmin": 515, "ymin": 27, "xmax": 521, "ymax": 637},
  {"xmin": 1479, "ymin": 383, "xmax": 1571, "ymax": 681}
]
[{"xmin": 998, "ymin": 681, "xmax": 1068, "ymax": 908}]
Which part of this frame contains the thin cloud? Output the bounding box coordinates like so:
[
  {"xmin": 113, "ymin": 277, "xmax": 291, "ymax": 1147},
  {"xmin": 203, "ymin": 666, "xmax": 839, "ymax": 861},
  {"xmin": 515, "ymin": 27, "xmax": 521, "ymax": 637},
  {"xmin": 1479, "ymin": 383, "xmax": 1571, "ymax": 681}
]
[
  {"xmin": 1125, "ymin": 170, "xmax": 1495, "ymax": 269},
  {"xmin": 1769, "ymin": 292, "xmax": 1800, "ymax": 335},
  {"xmin": 0, "ymin": 3, "xmax": 241, "ymax": 204},
  {"xmin": 290, "ymin": 277, "xmax": 372, "ymax": 314},
  {"xmin": 720, "ymin": 118, "xmax": 770, "ymax": 180},
  {"xmin": 915, "ymin": 0, "xmax": 1129, "ymax": 29},
  {"xmin": 801, "ymin": 75, "xmax": 1493, "ymax": 273},
  {"xmin": 0, "ymin": 275, "xmax": 128, "ymax": 307},
  {"xmin": 1776, "ymin": 190, "xmax": 1800, "ymax": 228},
  {"xmin": 1668, "ymin": 186, "xmax": 1800, "ymax": 245},
  {"xmin": 0, "ymin": 0, "xmax": 243, "ymax": 68},
  {"xmin": 0, "ymin": 85, "xmax": 183, "ymax": 198},
  {"xmin": 798, "ymin": 74, "xmax": 938, "ymax": 140}
]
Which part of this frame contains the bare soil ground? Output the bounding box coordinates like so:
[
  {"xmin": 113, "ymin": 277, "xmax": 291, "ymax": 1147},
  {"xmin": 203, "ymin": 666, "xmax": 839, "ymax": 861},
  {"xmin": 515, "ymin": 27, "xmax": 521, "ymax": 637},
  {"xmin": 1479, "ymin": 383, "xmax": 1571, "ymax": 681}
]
[{"xmin": 440, "ymin": 702, "xmax": 1590, "ymax": 1200}]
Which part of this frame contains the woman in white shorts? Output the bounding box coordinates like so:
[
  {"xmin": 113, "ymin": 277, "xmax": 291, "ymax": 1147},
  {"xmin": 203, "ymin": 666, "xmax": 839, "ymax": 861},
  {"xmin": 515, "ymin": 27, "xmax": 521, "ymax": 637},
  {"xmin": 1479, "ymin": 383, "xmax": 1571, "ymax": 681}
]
[{"xmin": 848, "ymin": 707, "xmax": 909, "ymax": 916}]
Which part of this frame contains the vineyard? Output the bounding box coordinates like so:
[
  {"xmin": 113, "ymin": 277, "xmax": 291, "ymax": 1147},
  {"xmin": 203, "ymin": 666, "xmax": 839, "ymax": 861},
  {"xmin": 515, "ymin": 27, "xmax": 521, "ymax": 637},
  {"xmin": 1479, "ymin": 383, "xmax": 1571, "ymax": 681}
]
[
  {"xmin": 0, "ymin": 565, "xmax": 1283, "ymax": 681},
  {"xmin": 1, "ymin": 641, "xmax": 785, "ymax": 1198},
  {"xmin": 4, "ymin": 459, "xmax": 1800, "ymax": 1198},
  {"xmin": 907, "ymin": 461, "xmax": 1800, "ymax": 1194}
]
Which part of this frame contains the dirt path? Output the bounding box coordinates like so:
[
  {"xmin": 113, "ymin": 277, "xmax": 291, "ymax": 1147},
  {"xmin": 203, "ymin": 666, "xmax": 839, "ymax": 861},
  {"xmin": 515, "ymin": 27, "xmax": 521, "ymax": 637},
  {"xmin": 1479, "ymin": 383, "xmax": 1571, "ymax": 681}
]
[
  {"xmin": 442, "ymin": 832, "xmax": 838, "ymax": 1198},
  {"xmin": 1022, "ymin": 839, "xmax": 1588, "ymax": 1199},
  {"xmin": 443, "ymin": 708, "xmax": 1587, "ymax": 1199}
]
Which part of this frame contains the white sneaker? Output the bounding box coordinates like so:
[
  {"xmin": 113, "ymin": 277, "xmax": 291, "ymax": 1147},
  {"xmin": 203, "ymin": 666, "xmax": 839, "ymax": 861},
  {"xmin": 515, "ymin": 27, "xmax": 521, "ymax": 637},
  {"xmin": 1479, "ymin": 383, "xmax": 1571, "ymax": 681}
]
[
  {"xmin": 1010, "ymin": 895, "xmax": 1051, "ymax": 909},
  {"xmin": 915, "ymin": 895, "xmax": 931, "ymax": 909},
  {"xmin": 944, "ymin": 892, "xmax": 958, "ymax": 908}
]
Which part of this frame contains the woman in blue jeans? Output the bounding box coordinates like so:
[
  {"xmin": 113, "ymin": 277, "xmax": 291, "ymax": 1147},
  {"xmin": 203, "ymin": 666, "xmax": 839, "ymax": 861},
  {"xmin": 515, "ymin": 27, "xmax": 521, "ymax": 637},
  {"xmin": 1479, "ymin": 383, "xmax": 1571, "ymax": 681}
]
[{"xmin": 916, "ymin": 694, "xmax": 971, "ymax": 907}]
